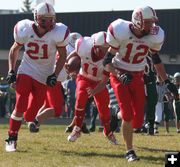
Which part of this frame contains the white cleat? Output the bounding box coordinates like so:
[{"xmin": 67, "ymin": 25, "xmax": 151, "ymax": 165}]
[
  {"xmin": 67, "ymin": 126, "xmax": 81, "ymax": 142},
  {"xmin": 5, "ymin": 140, "xmax": 17, "ymax": 152}
]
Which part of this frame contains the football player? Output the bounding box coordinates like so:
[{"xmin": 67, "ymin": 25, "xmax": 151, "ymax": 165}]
[
  {"xmin": 27, "ymin": 32, "xmax": 82, "ymax": 133},
  {"xmin": 67, "ymin": 31, "xmax": 118, "ymax": 145},
  {"xmin": 5, "ymin": 2, "xmax": 70, "ymax": 152},
  {"xmin": 103, "ymin": 6, "xmax": 178, "ymax": 161}
]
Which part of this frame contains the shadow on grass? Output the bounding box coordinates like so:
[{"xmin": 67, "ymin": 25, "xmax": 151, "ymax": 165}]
[
  {"xmin": 139, "ymin": 133, "xmax": 174, "ymax": 137},
  {"xmin": 59, "ymin": 150, "xmax": 164, "ymax": 165},
  {"xmin": 15, "ymin": 147, "xmax": 165, "ymax": 165},
  {"xmin": 137, "ymin": 146, "xmax": 179, "ymax": 153},
  {"xmin": 139, "ymin": 155, "xmax": 164, "ymax": 165},
  {"xmin": 60, "ymin": 150, "xmax": 124, "ymax": 158}
]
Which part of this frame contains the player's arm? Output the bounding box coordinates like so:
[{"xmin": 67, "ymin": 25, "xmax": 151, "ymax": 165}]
[
  {"xmin": 103, "ymin": 47, "xmax": 133, "ymax": 85},
  {"xmin": 86, "ymin": 74, "xmax": 109, "ymax": 97},
  {"xmin": 6, "ymin": 42, "xmax": 22, "ymax": 84},
  {"xmin": 46, "ymin": 46, "xmax": 67, "ymax": 87},
  {"xmin": 8, "ymin": 42, "xmax": 22, "ymax": 72},
  {"xmin": 55, "ymin": 46, "xmax": 67, "ymax": 76},
  {"xmin": 53, "ymin": 25, "xmax": 70, "ymax": 76},
  {"xmin": 151, "ymin": 52, "xmax": 167, "ymax": 81},
  {"xmin": 103, "ymin": 47, "xmax": 118, "ymax": 77},
  {"xmin": 151, "ymin": 51, "xmax": 179, "ymax": 99}
]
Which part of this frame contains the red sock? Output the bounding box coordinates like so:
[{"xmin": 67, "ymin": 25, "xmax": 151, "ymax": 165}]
[
  {"xmin": 74, "ymin": 109, "xmax": 85, "ymax": 128},
  {"xmin": 101, "ymin": 119, "xmax": 111, "ymax": 135},
  {"xmin": 8, "ymin": 117, "xmax": 22, "ymax": 137}
]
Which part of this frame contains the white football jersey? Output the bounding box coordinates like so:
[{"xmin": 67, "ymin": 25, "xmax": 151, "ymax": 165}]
[
  {"xmin": 14, "ymin": 19, "xmax": 69, "ymax": 84},
  {"xmin": 107, "ymin": 19, "xmax": 164, "ymax": 71},
  {"xmin": 75, "ymin": 37, "xmax": 108, "ymax": 81}
]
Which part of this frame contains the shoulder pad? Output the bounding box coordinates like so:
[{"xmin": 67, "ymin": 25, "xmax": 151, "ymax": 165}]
[
  {"xmin": 108, "ymin": 19, "xmax": 131, "ymax": 40},
  {"xmin": 13, "ymin": 19, "xmax": 33, "ymax": 44},
  {"xmin": 149, "ymin": 26, "xmax": 165, "ymax": 51},
  {"xmin": 150, "ymin": 26, "xmax": 165, "ymax": 43},
  {"xmin": 54, "ymin": 23, "xmax": 70, "ymax": 47},
  {"xmin": 107, "ymin": 19, "xmax": 130, "ymax": 49}
]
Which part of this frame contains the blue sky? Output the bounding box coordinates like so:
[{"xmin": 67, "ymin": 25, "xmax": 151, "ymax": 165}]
[{"xmin": 0, "ymin": 0, "xmax": 180, "ymax": 12}]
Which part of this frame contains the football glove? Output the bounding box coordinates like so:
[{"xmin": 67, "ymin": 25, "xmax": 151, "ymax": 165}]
[
  {"xmin": 6, "ymin": 70, "xmax": 16, "ymax": 84},
  {"xmin": 46, "ymin": 73, "xmax": 57, "ymax": 87},
  {"xmin": 117, "ymin": 73, "xmax": 133, "ymax": 85}
]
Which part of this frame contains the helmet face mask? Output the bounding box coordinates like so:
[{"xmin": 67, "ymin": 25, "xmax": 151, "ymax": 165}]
[
  {"xmin": 132, "ymin": 6, "xmax": 158, "ymax": 34},
  {"xmin": 34, "ymin": 3, "xmax": 56, "ymax": 31},
  {"xmin": 36, "ymin": 15, "xmax": 56, "ymax": 31}
]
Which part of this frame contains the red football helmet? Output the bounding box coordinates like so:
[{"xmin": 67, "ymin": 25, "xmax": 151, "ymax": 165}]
[
  {"xmin": 34, "ymin": 2, "xmax": 56, "ymax": 31},
  {"xmin": 132, "ymin": 6, "xmax": 158, "ymax": 33}
]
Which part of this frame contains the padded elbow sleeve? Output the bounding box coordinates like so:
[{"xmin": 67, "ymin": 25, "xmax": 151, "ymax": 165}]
[
  {"xmin": 152, "ymin": 53, "xmax": 162, "ymax": 64},
  {"xmin": 103, "ymin": 52, "xmax": 115, "ymax": 66}
]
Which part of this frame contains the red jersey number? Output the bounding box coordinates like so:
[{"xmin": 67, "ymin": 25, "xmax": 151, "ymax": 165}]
[
  {"xmin": 122, "ymin": 43, "xmax": 149, "ymax": 64},
  {"xmin": 26, "ymin": 42, "xmax": 48, "ymax": 59}
]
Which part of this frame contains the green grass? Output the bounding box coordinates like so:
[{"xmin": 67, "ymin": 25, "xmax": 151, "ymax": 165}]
[{"xmin": 0, "ymin": 124, "xmax": 179, "ymax": 167}]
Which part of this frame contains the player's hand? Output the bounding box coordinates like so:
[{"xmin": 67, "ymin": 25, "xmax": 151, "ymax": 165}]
[
  {"xmin": 46, "ymin": 73, "xmax": 57, "ymax": 87},
  {"xmin": 165, "ymin": 79, "xmax": 179, "ymax": 100},
  {"xmin": 6, "ymin": 70, "xmax": 16, "ymax": 84},
  {"xmin": 117, "ymin": 73, "xmax": 133, "ymax": 85}
]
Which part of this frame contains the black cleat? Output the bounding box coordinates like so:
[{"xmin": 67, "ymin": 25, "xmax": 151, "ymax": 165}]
[
  {"xmin": 140, "ymin": 126, "xmax": 147, "ymax": 133},
  {"xmin": 82, "ymin": 122, "xmax": 90, "ymax": 134},
  {"xmin": 147, "ymin": 127, "xmax": 154, "ymax": 135},
  {"xmin": 125, "ymin": 150, "xmax": 140, "ymax": 162},
  {"xmin": 28, "ymin": 122, "xmax": 39, "ymax": 133},
  {"xmin": 89, "ymin": 126, "xmax": 96, "ymax": 132}
]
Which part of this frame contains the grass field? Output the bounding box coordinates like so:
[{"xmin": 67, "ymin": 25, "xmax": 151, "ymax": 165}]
[{"xmin": 0, "ymin": 124, "xmax": 179, "ymax": 167}]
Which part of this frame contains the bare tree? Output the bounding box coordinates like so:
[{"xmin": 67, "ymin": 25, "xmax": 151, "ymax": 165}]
[{"xmin": 21, "ymin": 0, "xmax": 33, "ymax": 13}]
